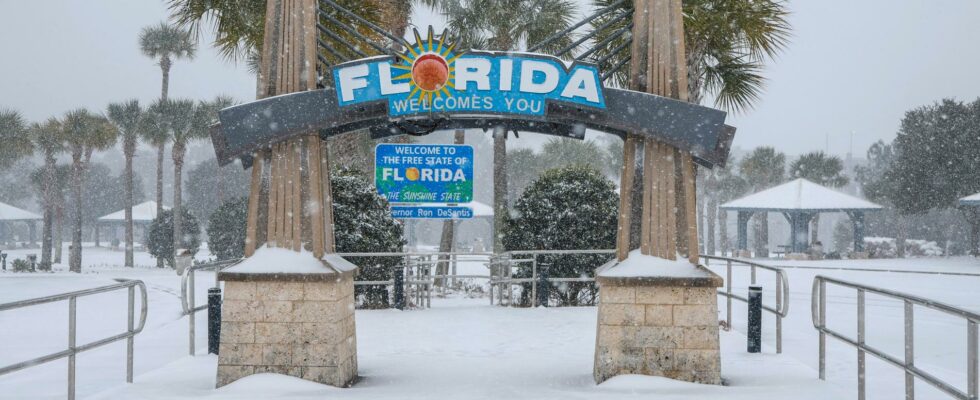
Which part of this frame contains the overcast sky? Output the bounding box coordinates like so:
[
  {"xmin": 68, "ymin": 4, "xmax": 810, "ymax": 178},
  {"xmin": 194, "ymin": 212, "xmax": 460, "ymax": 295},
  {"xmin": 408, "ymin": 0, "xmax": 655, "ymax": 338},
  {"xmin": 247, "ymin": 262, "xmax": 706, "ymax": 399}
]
[{"xmin": 2, "ymin": 0, "xmax": 979, "ymax": 159}]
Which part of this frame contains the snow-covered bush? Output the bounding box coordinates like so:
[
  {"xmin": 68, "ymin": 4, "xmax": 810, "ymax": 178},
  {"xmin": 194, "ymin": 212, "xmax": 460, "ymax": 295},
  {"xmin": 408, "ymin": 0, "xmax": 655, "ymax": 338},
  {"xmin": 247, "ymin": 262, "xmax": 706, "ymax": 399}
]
[
  {"xmin": 331, "ymin": 171, "xmax": 404, "ymax": 308},
  {"xmin": 503, "ymin": 166, "xmax": 618, "ymax": 306},
  {"xmin": 11, "ymin": 259, "xmax": 32, "ymax": 272},
  {"xmin": 207, "ymin": 197, "xmax": 248, "ymax": 261},
  {"xmin": 147, "ymin": 209, "xmax": 201, "ymax": 268},
  {"xmin": 863, "ymin": 237, "xmax": 943, "ymax": 258}
]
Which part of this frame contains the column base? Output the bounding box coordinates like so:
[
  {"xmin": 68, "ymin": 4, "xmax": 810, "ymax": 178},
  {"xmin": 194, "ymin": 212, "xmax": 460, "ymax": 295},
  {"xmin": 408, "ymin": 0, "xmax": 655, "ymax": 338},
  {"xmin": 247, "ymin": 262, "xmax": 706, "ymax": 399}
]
[
  {"xmin": 594, "ymin": 252, "xmax": 723, "ymax": 385},
  {"xmin": 215, "ymin": 251, "xmax": 358, "ymax": 388}
]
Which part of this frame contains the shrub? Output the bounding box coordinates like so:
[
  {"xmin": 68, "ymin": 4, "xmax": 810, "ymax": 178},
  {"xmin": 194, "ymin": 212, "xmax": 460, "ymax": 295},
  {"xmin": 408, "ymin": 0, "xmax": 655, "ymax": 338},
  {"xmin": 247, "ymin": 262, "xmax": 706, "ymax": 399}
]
[
  {"xmin": 502, "ymin": 165, "xmax": 618, "ymax": 306},
  {"xmin": 147, "ymin": 208, "xmax": 201, "ymax": 268},
  {"xmin": 11, "ymin": 259, "xmax": 32, "ymax": 272},
  {"xmin": 332, "ymin": 171, "xmax": 405, "ymax": 308},
  {"xmin": 207, "ymin": 197, "xmax": 248, "ymax": 261}
]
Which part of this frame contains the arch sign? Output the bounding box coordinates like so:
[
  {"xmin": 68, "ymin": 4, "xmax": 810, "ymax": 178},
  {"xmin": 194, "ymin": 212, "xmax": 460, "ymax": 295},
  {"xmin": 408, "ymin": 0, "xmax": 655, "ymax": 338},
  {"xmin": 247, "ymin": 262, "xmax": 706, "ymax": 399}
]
[
  {"xmin": 334, "ymin": 30, "xmax": 604, "ymax": 117},
  {"xmin": 210, "ymin": 28, "xmax": 735, "ymax": 169}
]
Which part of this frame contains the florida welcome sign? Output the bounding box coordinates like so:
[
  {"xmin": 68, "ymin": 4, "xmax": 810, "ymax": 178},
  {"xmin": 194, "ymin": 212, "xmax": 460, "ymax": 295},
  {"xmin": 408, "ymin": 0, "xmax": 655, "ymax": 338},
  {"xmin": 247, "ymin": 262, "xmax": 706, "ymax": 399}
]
[
  {"xmin": 333, "ymin": 29, "xmax": 605, "ymax": 117},
  {"xmin": 210, "ymin": 27, "xmax": 734, "ymax": 171}
]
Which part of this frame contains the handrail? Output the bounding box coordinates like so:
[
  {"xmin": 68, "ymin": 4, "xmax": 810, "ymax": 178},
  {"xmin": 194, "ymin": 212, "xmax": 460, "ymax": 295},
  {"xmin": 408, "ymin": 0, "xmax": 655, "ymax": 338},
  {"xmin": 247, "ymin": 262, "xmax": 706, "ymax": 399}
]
[
  {"xmin": 180, "ymin": 258, "xmax": 241, "ymax": 356},
  {"xmin": 701, "ymin": 255, "xmax": 790, "ymax": 353},
  {"xmin": 812, "ymin": 275, "xmax": 979, "ymax": 400},
  {"xmin": 0, "ymin": 280, "xmax": 148, "ymax": 400}
]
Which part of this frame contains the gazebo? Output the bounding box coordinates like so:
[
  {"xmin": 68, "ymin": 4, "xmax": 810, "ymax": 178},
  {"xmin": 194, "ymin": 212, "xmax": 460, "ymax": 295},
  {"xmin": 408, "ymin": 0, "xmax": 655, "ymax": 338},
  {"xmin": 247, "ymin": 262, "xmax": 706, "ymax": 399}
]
[
  {"xmin": 960, "ymin": 192, "xmax": 980, "ymax": 207},
  {"xmin": 721, "ymin": 178, "xmax": 883, "ymax": 256},
  {"xmin": 0, "ymin": 201, "xmax": 42, "ymax": 247},
  {"xmin": 96, "ymin": 201, "xmax": 169, "ymax": 246}
]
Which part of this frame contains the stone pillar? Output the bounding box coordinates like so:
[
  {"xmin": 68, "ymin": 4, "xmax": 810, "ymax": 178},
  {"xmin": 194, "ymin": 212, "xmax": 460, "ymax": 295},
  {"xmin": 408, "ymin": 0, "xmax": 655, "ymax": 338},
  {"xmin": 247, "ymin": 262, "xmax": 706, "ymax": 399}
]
[
  {"xmin": 595, "ymin": 264, "xmax": 723, "ymax": 384},
  {"xmin": 850, "ymin": 211, "xmax": 865, "ymax": 252},
  {"xmin": 736, "ymin": 211, "xmax": 751, "ymax": 257},
  {"xmin": 216, "ymin": 255, "xmax": 358, "ymax": 388}
]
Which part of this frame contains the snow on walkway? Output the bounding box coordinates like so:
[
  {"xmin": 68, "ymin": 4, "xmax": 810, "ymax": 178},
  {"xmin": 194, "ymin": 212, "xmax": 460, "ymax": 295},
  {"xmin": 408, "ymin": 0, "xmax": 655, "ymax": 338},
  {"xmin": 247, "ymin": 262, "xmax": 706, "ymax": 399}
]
[{"xmin": 90, "ymin": 300, "xmax": 842, "ymax": 400}]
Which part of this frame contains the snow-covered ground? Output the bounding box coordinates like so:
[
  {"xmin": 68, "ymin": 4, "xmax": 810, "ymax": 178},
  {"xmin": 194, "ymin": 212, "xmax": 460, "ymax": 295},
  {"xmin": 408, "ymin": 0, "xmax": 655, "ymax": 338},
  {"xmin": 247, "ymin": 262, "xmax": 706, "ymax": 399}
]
[{"xmin": 1, "ymin": 245, "xmax": 978, "ymax": 399}]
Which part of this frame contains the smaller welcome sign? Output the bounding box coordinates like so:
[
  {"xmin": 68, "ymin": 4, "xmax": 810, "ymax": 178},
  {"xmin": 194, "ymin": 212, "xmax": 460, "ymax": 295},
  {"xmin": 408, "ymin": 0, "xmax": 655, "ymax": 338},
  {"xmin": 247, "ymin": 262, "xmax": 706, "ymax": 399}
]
[
  {"xmin": 375, "ymin": 144, "xmax": 474, "ymax": 207},
  {"xmin": 390, "ymin": 206, "xmax": 474, "ymax": 219},
  {"xmin": 333, "ymin": 29, "xmax": 605, "ymax": 118}
]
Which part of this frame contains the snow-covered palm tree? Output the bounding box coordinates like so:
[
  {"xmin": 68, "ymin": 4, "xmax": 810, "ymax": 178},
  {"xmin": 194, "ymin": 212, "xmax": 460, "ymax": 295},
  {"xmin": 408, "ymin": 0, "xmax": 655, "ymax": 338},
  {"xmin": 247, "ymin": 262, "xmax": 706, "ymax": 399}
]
[{"xmin": 107, "ymin": 100, "xmax": 145, "ymax": 268}]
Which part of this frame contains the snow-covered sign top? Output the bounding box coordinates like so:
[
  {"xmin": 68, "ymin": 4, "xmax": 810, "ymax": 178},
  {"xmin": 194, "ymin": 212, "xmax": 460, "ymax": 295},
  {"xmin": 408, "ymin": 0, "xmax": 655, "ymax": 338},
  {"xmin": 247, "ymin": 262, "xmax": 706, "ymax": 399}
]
[
  {"xmin": 97, "ymin": 201, "xmax": 169, "ymax": 222},
  {"xmin": 0, "ymin": 202, "xmax": 41, "ymax": 221},
  {"xmin": 960, "ymin": 192, "xmax": 980, "ymax": 206},
  {"xmin": 721, "ymin": 178, "xmax": 882, "ymax": 212}
]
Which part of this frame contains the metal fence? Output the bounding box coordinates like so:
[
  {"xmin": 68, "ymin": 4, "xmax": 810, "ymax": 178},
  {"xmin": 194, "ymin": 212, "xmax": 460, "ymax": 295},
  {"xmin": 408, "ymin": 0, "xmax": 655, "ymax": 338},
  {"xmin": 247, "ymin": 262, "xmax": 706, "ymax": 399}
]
[
  {"xmin": 0, "ymin": 280, "xmax": 148, "ymax": 400},
  {"xmin": 812, "ymin": 275, "xmax": 979, "ymax": 400},
  {"xmin": 180, "ymin": 259, "xmax": 242, "ymax": 356},
  {"xmin": 490, "ymin": 249, "xmax": 616, "ymax": 307},
  {"xmin": 702, "ymin": 255, "xmax": 790, "ymax": 353}
]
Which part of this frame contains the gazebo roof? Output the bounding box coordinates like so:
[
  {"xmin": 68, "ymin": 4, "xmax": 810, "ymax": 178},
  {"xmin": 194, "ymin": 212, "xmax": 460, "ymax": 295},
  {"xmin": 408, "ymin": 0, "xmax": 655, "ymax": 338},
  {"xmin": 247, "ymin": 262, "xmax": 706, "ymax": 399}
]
[
  {"xmin": 721, "ymin": 178, "xmax": 882, "ymax": 212},
  {"xmin": 98, "ymin": 201, "xmax": 169, "ymax": 222},
  {"xmin": 961, "ymin": 192, "xmax": 980, "ymax": 206},
  {"xmin": 0, "ymin": 202, "xmax": 42, "ymax": 221}
]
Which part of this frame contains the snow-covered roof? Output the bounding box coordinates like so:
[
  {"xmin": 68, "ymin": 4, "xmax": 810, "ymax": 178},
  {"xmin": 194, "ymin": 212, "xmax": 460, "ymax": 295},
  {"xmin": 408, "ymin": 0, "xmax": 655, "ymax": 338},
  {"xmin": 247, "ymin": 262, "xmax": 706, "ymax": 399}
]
[
  {"xmin": 960, "ymin": 192, "xmax": 980, "ymax": 206},
  {"xmin": 97, "ymin": 201, "xmax": 169, "ymax": 222},
  {"xmin": 0, "ymin": 202, "xmax": 41, "ymax": 221},
  {"xmin": 720, "ymin": 178, "xmax": 882, "ymax": 212}
]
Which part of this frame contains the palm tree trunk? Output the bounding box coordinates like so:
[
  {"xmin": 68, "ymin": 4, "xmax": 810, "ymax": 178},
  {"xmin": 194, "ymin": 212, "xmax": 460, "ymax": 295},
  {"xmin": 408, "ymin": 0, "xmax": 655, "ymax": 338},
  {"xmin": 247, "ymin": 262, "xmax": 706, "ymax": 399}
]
[
  {"xmin": 437, "ymin": 130, "xmax": 465, "ymax": 286},
  {"xmin": 160, "ymin": 57, "xmax": 171, "ymax": 102},
  {"xmin": 125, "ymin": 147, "xmax": 135, "ymax": 267},
  {"xmin": 69, "ymin": 151, "xmax": 84, "ymax": 273},
  {"xmin": 54, "ymin": 204, "xmax": 63, "ymax": 263},
  {"xmin": 718, "ymin": 209, "xmax": 729, "ymax": 256},
  {"xmin": 154, "ymin": 142, "xmax": 165, "ymax": 268},
  {"xmin": 40, "ymin": 152, "xmax": 56, "ymax": 269},
  {"xmin": 810, "ymin": 214, "xmax": 820, "ymax": 246},
  {"xmin": 172, "ymin": 143, "xmax": 185, "ymax": 267},
  {"xmin": 492, "ymin": 132, "xmax": 507, "ymax": 253}
]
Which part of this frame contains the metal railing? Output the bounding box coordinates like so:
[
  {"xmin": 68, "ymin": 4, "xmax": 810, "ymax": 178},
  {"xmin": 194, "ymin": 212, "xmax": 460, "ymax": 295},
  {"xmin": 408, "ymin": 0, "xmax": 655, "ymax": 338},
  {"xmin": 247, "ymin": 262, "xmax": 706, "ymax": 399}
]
[
  {"xmin": 702, "ymin": 255, "xmax": 790, "ymax": 353},
  {"xmin": 0, "ymin": 280, "xmax": 148, "ymax": 400},
  {"xmin": 812, "ymin": 275, "xmax": 979, "ymax": 400},
  {"xmin": 180, "ymin": 259, "xmax": 241, "ymax": 355},
  {"xmin": 490, "ymin": 249, "xmax": 616, "ymax": 307}
]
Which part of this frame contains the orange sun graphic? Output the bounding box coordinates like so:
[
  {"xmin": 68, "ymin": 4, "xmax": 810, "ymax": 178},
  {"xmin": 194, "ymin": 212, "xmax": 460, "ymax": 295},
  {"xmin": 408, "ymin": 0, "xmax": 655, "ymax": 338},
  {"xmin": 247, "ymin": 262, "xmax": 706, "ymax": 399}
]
[{"xmin": 391, "ymin": 27, "xmax": 459, "ymax": 105}]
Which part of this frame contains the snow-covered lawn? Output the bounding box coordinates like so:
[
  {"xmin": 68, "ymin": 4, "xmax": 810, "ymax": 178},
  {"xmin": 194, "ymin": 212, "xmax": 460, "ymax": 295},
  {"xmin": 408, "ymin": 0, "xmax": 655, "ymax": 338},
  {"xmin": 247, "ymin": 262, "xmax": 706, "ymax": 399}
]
[{"xmin": 1, "ymin": 245, "xmax": 977, "ymax": 399}]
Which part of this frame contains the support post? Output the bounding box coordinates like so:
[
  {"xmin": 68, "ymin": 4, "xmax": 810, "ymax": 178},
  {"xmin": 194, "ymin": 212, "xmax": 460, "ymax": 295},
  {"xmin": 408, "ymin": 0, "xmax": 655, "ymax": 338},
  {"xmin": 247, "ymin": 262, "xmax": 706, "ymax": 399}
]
[
  {"xmin": 747, "ymin": 285, "xmax": 762, "ymax": 353},
  {"xmin": 850, "ymin": 211, "xmax": 866, "ymax": 252},
  {"xmin": 737, "ymin": 211, "xmax": 751, "ymax": 252},
  {"xmin": 207, "ymin": 287, "xmax": 222, "ymax": 355}
]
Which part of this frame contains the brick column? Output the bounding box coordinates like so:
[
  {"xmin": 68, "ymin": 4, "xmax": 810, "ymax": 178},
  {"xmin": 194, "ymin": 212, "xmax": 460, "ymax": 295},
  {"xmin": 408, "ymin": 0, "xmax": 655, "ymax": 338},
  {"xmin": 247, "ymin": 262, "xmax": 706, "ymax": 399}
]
[
  {"xmin": 594, "ymin": 264, "xmax": 723, "ymax": 384},
  {"xmin": 216, "ymin": 255, "xmax": 358, "ymax": 388}
]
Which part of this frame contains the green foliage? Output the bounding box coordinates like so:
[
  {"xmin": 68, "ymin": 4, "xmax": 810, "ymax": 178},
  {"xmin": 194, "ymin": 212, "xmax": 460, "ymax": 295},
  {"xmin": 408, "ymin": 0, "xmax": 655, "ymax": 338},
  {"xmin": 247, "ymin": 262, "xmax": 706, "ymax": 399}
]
[
  {"xmin": 187, "ymin": 159, "xmax": 252, "ymax": 224},
  {"xmin": 590, "ymin": 0, "xmax": 790, "ymax": 110},
  {"xmin": 507, "ymin": 138, "xmax": 615, "ymax": 204},
  {"xmin": 332, "ymin": 171, "xmax": 405, "ymax": 308},
  {"xmin": 207, "ymin": 197, "xmax": 248, "ymax": 261},
  {"xmin": 789, "ymin": 151, "xmax": 848, "ymax": 187},
  {"xmin": 107, "ymin": 100, "xmax": 144, "ymax": 157},
  {"xmin": 147, "ymin": 208, "xmax": 201, "ymax": 268},
  {"xmin": 0, "ymin": 109, "xmax": 32, "ymax": 170},
  {"xmin": 854, "ymin": 140, "xmax": 895, "ymax": 204},
  {"xmin": 80, "ymin": 163, "xmax": 146, "ymax": 225},
  {"xmin": 882, "ymin": 99, "xmax": 980, "ymax": 214},
  {"xmin": 503, "ymin": 166, "xmax": 618, "ymax": 306},
  {"xmin": 167, "ymin": 0, "xmax": 385, "ymax": 64},
  {"xmin": 832, "ymin": 219, "xmax": 853, "ymax": 253},
  {"xmin": 11, "ymin": 259, "xmax": 32, "ymax": 273},
  {"xmin": 426, "ymin": 0, "xmax": 579, "ymax": 55},
  {"xmin": 739, "ymin": 146, "xmax": 786, "ymax": 190},
  {"xmin": 139, "ymin": 22, "xmax": 196, "ymax": 64}
]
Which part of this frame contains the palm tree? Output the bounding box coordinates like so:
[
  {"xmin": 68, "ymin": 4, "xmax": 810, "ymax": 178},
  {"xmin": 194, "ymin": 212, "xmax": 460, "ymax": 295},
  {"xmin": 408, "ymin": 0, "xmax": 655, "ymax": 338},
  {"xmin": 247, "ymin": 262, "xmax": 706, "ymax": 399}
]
[
  {"xmin": 789, "ymin": 151, "xmax": 849, "ymax": 244},
  {"xmin": 424, "ymin": 0, "xmax": 579, "ymax": 253},
  {"xmin": 739, "ymin": 146, "xmax": 786, "ymax": 257},
  {"xmin": 139, "ymin": 105, "xmax": 171, "ymax": 267},
  {"xmin": 590, "ymin": 0, "xmax": 790, "ymax": 110},
  {"xmin": 140, "ymin": 22, "xmax": 196, "ymax": 220},
  {"xmin": 140, "ymin": 22, "xmax": 197, "ymax": 102},
  {"xmin": 154, "ymin": 97, "xmax": 231, "ymax": 265},
  {"xmin": 28, "ymin": 119, "xmax": 63, "ymax": 269},
  {"xmin": 107, "ymin": 100, "xmax": 145, "ymax": 268},
  {"xmin": 0, "ymin": 109, "xmax": 32, "ymax": 170},
  {"xmin": 61, "ymin": 110, "xmax": 118, "ymax": 272}
]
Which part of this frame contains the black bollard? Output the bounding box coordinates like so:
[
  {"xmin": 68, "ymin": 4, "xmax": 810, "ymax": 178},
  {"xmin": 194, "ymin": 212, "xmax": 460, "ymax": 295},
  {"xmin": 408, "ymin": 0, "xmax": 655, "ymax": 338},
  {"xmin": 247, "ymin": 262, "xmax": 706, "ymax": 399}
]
[
  {"xmin": 537, "ymin": 263, "xmax": 551, "ymax": 307},
  {"xmin": 207, "ymin": 287, "xmax": 222, "ymax": 354},
  {"xmin": 1, "ymin": 252, "xmax": 6, "ymax": 271},
  {"xmin": 393, "ymin": 265, "xmax": 406, "ymax": 310},
  {"xmin": 747, "ymin": 285, "xmax": 762, "ymax": 353},
  {"xmin": 27, "ymin": 254, "xmax": 36, "ymax": 272}
]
